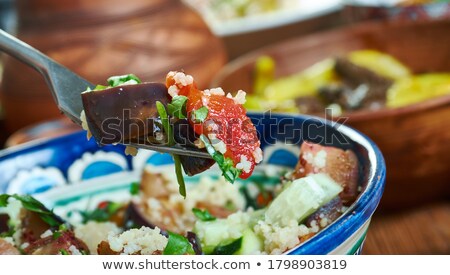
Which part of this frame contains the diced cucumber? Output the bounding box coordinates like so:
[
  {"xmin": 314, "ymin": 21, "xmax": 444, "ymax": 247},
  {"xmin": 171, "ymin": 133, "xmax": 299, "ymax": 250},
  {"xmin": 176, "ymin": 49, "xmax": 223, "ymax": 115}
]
[
  {"xmin": 235, "ymin": 228, "xmax": 263, "ymax": 255},
  {"xmin": 265, "ymin": 173, "xmax": 342, "ymax": 226},
  {"xmin": 194, "ymin": 211, "xmax": 264, "ymax": 255}
]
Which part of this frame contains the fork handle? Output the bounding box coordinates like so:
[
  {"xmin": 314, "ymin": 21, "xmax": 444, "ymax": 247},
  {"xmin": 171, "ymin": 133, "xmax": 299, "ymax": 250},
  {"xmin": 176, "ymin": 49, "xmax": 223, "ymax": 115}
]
[{"xmin": 0, "ymin": 29, "xmax": 51, "ymax": 78}]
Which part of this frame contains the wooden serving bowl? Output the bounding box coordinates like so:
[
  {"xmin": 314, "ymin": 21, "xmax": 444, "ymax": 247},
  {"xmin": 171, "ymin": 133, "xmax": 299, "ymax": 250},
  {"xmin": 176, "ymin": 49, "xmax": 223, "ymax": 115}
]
[{"xmin": 212, "ymin": 19, "xmax": 450, "ymax": 211}]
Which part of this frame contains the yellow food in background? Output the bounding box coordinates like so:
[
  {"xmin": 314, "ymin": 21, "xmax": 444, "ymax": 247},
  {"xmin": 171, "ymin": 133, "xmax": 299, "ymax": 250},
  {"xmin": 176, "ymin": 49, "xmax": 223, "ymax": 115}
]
[
  {"xmin": 387, "ymin": 74, "xmax": 450, "ymax": 108},
  {"xmin": 249, "ymin": 50, "xmax": 450, "ymax": 113},
  {"xmin": 348, "ymin": 50, "xmax": 411, "ymax": 80}
]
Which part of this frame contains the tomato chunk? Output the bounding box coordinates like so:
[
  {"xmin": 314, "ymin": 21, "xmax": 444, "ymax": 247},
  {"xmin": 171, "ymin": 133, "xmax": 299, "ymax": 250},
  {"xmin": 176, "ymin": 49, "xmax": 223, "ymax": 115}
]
[{"xmin": 166, "ymin": 72, "xmax": 262, "ymax": 179}]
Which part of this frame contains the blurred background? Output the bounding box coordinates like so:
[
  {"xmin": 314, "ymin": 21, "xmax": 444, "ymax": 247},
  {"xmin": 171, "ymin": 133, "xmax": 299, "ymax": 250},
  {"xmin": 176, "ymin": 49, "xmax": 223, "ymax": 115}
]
[{"xmin": 0, "ymin": 0, "xmax": 449, "ymax": 254}]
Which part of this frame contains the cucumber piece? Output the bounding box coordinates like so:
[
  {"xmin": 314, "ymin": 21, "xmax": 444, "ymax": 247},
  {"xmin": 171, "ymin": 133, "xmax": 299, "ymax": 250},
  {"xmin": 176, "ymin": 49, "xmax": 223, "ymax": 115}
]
[
  {"xmin": 235, "ymin": 228, "xmax": 263, "ymax": 255},
  {"xmin": 265, "ymin": 173, "xmax": 342, "ymax": 226}
]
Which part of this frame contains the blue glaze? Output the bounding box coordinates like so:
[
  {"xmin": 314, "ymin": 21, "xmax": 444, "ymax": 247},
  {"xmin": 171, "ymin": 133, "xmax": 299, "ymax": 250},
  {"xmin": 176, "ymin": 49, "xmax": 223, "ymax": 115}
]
[{"xmin": 81, "ymin": 161, "xmax": 125, "ymax": 180}]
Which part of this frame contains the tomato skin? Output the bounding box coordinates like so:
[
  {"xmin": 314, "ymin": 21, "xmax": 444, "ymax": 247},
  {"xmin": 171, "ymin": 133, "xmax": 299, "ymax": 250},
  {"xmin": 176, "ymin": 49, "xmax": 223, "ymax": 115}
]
[{"xmin": 166, "ymin": 73, "xmax": 261, "ymax": 179}]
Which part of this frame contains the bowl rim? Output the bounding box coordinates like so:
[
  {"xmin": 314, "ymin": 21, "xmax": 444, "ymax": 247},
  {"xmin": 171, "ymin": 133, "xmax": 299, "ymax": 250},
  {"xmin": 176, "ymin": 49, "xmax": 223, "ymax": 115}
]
[
  {"xmin": 0, "ymin": 113, "xmax": 386, "ymax": 255},
  {"xmin": 211, "ymin": 19, "xmax": 450, "ymax": 122}
]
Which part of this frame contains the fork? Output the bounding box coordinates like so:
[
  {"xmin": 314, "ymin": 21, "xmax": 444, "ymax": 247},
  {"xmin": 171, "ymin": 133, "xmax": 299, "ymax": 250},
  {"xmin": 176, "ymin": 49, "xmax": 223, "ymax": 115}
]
[{"xmin": 0, "ymin": 29, "xmax": 211, "ymax": 159}]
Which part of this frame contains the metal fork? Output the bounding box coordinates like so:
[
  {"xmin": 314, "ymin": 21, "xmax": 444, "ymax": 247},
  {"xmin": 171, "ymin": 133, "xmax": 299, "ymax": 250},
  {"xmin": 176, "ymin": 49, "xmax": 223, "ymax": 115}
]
[{"xmin": 0, "ymin": 29, "xmax": 211, "ymax": 158}]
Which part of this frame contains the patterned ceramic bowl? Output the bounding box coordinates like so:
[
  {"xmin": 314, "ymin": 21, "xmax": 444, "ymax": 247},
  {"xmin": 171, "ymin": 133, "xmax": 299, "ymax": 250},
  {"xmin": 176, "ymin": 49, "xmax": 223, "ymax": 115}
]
[{"xmin": 0, "ymin": 113, "xmax": 386, "ymax": 254}]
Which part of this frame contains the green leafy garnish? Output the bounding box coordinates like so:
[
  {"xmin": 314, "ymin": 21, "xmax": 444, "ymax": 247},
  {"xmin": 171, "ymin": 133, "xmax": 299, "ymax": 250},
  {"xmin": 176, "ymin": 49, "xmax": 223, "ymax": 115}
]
[
  {"xmin": 129, "ymin": 182, "xmax": 140, "ymax": 195},
  {"xmin": 156, "ymin": 101, "xmax": 186, "ymax": 198},
  {"xmin": 212, "ymin": 237, "xmax": 243, "ymax": 255},
  {"xmin": 167, "ymin": 96, "xmax": 188, "ymax": 119},
  {"xmin": 192, "ymin": 208, "xmax": 216, "ymax": 221},
  {"xmin": 77, "ymin": 201, "xmax": 123, "ymax": 224},
  {"xmin": 107, "ymin": 74, "xmax": 141, "ymax": 87},
  {"xmin": 0, "ymin": 194, "xmax": 64, "ymax": 227},
  {"xmin": 59, "ymin": 249, "xmax": 69, "ymax": 255},
  {"xmin": 192, "ymin": 106, "xmax": 209, "ymax": 123},
  {"xmin": 199, "ymin": 135, "xmax": 242, "ymax": 183},
  {"xmin": 163, "ymin": 231, "xmax": 196, "ymax": 255}
]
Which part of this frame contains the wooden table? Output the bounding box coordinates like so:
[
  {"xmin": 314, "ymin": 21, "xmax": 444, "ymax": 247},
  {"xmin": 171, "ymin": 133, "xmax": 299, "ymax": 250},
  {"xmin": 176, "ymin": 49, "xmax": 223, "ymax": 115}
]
[{"xmin": 363, "ymin": 200, "xmax": 450, "ymax": 254}]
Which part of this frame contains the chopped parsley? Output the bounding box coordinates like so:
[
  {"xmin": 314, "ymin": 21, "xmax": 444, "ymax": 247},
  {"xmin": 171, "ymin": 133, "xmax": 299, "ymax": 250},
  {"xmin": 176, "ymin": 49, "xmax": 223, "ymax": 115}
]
[
  {"xmin": 192, "ymin": 208, "xmax": 216, "ymax": 221},
  {"xmin": 163, "ymin": 231, "xmax": 196, "ymax": 255},
  {"xmin": 167, "ymin": 96, "xmax": 188, "ymax": 119},
  {"xmin": 156, "ymin": 101, "xmax": 186, "ymax": 198},
  {"xmin": 211, "ymin": 237, "xmax": 242, "ymax": 255},
  {"xmin": 129, "ymin": 182, "xmax": 140, "ymax": 195},
  {"xmin": 0, "ymin": 194, "xmax": 64, "ymax": 227},
  {"xmin": 77, "ymin": 201, "xmax": 123, "ymax": 224},
  {"xmin": 199, "ymin": 134, "xmax": 242, "ymax": 183},
  {"xmin": 107, "ymin": 74, "xmax": 141, "ymax": 87},
  {"xmin": 192, "ymin": 106, "xmax": 209, "ymax": 123},
  {"xmin": 59, "ymin": 249, "xmax": 69, "ymax": 255}
]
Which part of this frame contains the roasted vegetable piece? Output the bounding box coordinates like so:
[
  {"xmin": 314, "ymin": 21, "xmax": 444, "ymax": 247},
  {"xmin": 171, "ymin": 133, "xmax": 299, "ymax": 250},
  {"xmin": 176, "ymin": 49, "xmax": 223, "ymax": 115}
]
[
  {"xmin": 24, "ymin": 230, "xmax": 89, "ymax": 255},
  {"xmin": 306, "ymin": 197, "xmax": 344, "ymax": 229},
  {"xmin": 292, "ymin": 141, "xmax": 359, "ymax": 204},
  {"xmin": 166, "ymin": 72, "xmax": 262, "ymax": 180},
  {"xmin": 173, "ymin": 119, "xmax": 215, "ymax": 176},
  {"xmin": 82, "ymin": 82, "xmax": 170, "ymax": 144},
  {"xmin": 0, "ymin": 214, "xmax": 9, "ymax": 234},
  {"xmin": 0, "ymin": 238, "xmax": 20, "ymax": 255}
]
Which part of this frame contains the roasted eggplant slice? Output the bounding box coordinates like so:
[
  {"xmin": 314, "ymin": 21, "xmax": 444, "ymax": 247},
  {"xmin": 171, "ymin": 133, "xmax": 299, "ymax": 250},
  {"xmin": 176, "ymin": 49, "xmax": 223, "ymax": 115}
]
[
  {"xmin": 82, "ymin": 83, "xmax": 170, "ymax": 144},
  {"xmin": 24, "ymin": 231, "xmax": 89, "ymax": 255},
  {"xmin": 173, "ymin": 119, "xmax": 215, "ymax": 176},
  {"xmin": 0, "ymin": 214, "xmax": 9, "ymax": 234}
]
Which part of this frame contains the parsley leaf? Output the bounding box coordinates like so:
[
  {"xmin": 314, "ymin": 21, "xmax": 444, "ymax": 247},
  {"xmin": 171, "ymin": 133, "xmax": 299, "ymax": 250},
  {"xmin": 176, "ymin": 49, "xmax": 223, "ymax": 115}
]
[
  {"xmin": 129, "ymin": 182, "xmax": 140, "ymax": 195},
  {"xmin": 59, "ymin": 249, "xmax": 69, "ymax": 255},
  {"xmin": 163, "ymin": 231, "xmax": 196, "ymax": 255},
  {"xmin": 192, "ymin": 208, "xmax": 216, "ymax": 221},
  {"xmin": 212, "ymin": 237, "xmax": 242, "ymax": 255},
  {"xmin": 192, "ymin": 106, "xmax": 209, "ymax": 123},
  {"xmin": 199, "ymin": 135, "xmax": 242, "ymax": 183},
  {"xmin": 156, "ymin": 102, "xmax": 186, "ymax": 198},
  {"xmin": 77, "ymin": 201, "xmax": 123, "ymax": 224},
  {"xmin": 167, "ymin": 96, "xmax": 188, "ymax": 119},
  {"xmin": 0, "ymin": 194, "xmax": 64, "ymax": 227},
  {"xmin": 107, "ymin": 74, "xmax": 142, "ymax": 87}
]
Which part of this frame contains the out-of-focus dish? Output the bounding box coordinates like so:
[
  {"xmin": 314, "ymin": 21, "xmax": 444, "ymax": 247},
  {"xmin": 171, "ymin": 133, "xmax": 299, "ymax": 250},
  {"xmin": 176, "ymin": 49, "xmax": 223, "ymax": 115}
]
[
  {"xmin": 247, "ymin": 50, "xmax": 450, "ymax": 114},
  {"xmin": 183, "ymin": 0, "xmax": 342, "ymax": 36},
  {"xmin": 0, "ymin": 113, "xmax": 386, "ymax": 255},
  {"xmin": 212, "ymin": 19, "xmax": 450, "ymax": 210}
]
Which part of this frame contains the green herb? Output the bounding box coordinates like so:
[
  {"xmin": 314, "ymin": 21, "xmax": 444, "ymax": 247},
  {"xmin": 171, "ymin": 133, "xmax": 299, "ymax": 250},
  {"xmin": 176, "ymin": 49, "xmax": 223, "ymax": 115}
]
[
  {"xmin": 78, "ymin": 201, "xmax": 123, "ymax": 224},
  {"xmin": 167, "ymin": 96, "xmax": 188, "ymax": 119},
  {"xmin": 156, "ymin": 102, "xmax": 186, "ymax": 198},
  {"xmin": 199, "ymin": 135, "xmax": 242, "ymax": 183},
  {"xmin": 163, "ymin": 231, "xmax": 195, "ymax": 255},
  {"xmin": 129, "ymin": 182, "xmax": 140, "ymax": 195},
  {"xmin": 212, "ymin": 237, "xmax": 242, "ymax": 255},
  {"xmin": 156, "ymin": 101, "xmax": 173, "ymax": 145},
  {"xmin": 0, "ymin": 194, "xmax": 64, "ymax": 227},
  {"xmin": 59, "ymin": 249, "xmax": 69, "ymax": 255},
  {"xmin": 53, "ymin": 231, "xmax": 62, "ymax": 240},
  {"xmin": 107, "ymin": 74, "xmax": 141, "ymax": 87},
  {"xmin": 173, "ymin": 155, "xmax": 187, "ymax": 198},
  {"xmin": 192, "ymin": 208, "xmax": 216, "ymax": 221},
  {"xmin": 192, "ymin": 106, "xmax": 209, "ymax": 123}
]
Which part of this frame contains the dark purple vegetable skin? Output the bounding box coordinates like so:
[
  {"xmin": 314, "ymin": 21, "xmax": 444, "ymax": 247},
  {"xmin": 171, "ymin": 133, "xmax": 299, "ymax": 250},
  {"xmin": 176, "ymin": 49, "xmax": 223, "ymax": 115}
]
[
  {"xmin": 0, "ymin": 214, "xmax": 9, "ymax": 234},
  {"xmin": 82, "ymin": 83, "xmax": 170, "ymax": 144},
  {"xmin": 124, "ymin": 202, "xmax": 158, "ymax": 230},
  {"xmin": 306, "ymin": 197, "xmax": 344, "ymax": 229},
  {"xmin": 173, "ymin": 119, "xmax": 215, "ymax": 176},
  {"xmin": 186, "ymin": 231, "xmax": 202, "ymax": 255}
]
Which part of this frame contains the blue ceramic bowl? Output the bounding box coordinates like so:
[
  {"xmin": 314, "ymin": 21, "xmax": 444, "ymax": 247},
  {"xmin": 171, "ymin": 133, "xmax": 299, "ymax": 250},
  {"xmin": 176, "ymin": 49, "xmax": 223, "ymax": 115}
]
[{"xmin": 0, "ymin": 113, "xmax": 386, "ymax": 254}]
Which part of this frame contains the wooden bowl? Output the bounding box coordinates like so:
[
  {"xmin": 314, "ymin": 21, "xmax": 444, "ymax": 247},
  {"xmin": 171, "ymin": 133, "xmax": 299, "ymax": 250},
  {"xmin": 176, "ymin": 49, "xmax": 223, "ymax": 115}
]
[{"xmin": 212, "ymin": 19, "xmax": 450, "ymax": 211}]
